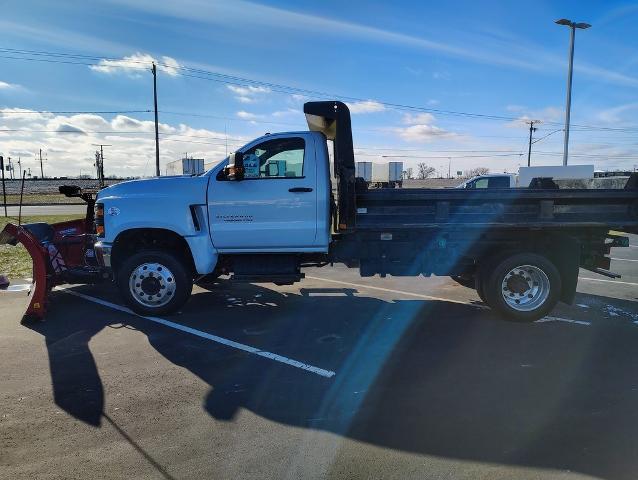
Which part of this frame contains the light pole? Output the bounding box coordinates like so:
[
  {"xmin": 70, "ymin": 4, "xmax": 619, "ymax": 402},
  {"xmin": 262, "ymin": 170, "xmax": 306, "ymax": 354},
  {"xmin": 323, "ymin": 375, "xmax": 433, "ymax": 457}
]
[{"xmin": 555, "ymin": 18, "xmax": 591, "ymax": 166}]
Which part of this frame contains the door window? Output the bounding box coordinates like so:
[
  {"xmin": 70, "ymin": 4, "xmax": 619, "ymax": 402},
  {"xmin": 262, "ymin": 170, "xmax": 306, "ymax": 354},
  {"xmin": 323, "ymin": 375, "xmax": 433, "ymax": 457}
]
[
  {"xmin": 473, "ymin": 178, "xmax": 489, "ymax": 189},
  {"xmin": 242, "ymin": 137, "xmax": 305, "ymax": 179}
]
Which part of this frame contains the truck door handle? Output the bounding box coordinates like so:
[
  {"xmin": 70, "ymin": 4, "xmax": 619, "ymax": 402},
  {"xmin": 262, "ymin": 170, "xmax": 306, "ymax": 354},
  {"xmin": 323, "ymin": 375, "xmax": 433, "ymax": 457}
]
[{"xmin": 289, "ymin": 187, "xmax": 313, "ymax": 193}]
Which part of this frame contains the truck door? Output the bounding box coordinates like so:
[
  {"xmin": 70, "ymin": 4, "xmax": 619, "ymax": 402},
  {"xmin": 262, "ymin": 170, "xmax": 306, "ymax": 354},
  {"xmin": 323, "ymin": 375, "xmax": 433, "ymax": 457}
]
[{"xmin": 207, "ymin": 134, "xmax": 318, "ymax": 250}]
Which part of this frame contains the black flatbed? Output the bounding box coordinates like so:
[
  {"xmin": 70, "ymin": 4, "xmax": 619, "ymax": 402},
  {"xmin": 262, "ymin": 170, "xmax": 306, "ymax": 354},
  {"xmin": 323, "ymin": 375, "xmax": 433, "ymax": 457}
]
[{"xmin": 355, "ymin": 186, "xmax": 638, "ymax": 232}]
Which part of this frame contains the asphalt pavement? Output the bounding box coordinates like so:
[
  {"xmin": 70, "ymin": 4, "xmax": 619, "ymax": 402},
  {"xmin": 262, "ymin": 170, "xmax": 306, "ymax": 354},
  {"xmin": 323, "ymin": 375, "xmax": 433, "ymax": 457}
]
[{"xmin": 1, "ymin": 234, "xmax": 637, "ymax": 479}]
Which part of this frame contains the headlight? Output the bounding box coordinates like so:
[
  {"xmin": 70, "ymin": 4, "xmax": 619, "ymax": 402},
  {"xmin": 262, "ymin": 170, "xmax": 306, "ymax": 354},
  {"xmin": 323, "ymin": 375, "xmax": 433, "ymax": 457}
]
[{"xmin": 95, "ymin": 203, "xmax": 105, "ymax": 237}]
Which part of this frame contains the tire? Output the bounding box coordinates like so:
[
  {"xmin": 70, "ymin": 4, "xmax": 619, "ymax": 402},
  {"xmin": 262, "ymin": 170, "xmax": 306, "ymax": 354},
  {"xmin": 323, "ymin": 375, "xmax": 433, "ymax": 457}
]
[
  {"xmin": 117, "ymin": 250, "xmax": 193, "ymax": 315},
  {"xmin": 475, "ymin": 275, "xmax": 487, "ymax": 304},
  {"xmin": 483, "ymin": 252, "xmax": 561, "ymax": 322}
]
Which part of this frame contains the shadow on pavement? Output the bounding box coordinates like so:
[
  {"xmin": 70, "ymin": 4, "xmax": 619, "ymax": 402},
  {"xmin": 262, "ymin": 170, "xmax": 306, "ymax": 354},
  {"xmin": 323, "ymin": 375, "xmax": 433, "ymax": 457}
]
[{"xmin": 25, "ymin": 281, "xmax": 638, "ymax": 480}]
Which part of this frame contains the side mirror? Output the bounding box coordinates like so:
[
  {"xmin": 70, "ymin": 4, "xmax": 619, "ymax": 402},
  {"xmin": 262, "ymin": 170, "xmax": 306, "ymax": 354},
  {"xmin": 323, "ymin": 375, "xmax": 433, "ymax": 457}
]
[{"xmin": 223, "ymin": 152, "xmax": 245, "ymax": 181}]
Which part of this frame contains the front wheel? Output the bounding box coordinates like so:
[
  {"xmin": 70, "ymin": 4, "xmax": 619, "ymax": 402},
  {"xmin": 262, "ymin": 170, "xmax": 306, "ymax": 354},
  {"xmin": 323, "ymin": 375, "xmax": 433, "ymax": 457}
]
[
  {"xmin": 483, "ymin": 253, "xmax": 561, "ymax": 322},
  {"xmin": 117, "ymin": 250, "xmax": 193, "ymax": 315}
]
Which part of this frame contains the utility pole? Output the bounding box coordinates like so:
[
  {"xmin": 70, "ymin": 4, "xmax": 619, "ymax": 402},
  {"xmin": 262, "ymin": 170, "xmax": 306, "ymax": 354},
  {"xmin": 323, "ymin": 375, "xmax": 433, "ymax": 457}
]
[
  {"xmin": 1, "ymin": 156, "xmax": 6, "ymax": 217},
  {"xmin": 39, "ymin": 149, "xmax": 44, "ymax": 179},
  {"xmin": 7, "ymin": 157, "xmax": 12, "ymax": 179},
  {"xmin": 17, "ymin": 157, "xmax": 22, "ymax": 179},
  {"xmin": 92, "ymin": 144, "xmax": 111, "ymax": 188},
  {"xmin": 152, "ymin": 62, "xmax": 160, "ymax": 176},
  {"xmin": 555, "ymin": 19, "xmax": 591, "ymax": 166},
  {"xmin": 526, "ymin": 120, "xmax": 539, "ymax": 167}
]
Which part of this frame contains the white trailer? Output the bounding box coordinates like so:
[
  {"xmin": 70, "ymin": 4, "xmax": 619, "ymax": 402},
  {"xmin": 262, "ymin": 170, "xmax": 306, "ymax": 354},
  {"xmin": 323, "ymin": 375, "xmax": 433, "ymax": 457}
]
[
  {"xmin": 166, "ymin": 158, "xmax": 205, "ymax": 176},
  {"xmin": 356, "ymin": 161, "xmax": 372, "ymax": 182},
  {"xmin": 388, "ymin": 161, "xmax": 403, "ymax": 182},
  {"xmin": 356, "ymin": 161, "xmax": 403, "ymax": 187}
]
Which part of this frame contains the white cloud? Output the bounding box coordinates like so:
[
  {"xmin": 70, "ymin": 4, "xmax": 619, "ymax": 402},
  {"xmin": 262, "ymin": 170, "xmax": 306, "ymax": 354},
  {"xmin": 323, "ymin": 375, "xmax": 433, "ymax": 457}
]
[
  {"xmin": 402, "ymin": 113, "xmax": 435, "ymax": 125},
  {"xmin": 90, "ymin": 52, "xmax": 181, "ymax": 76},
  {"xmin": 390, "ymin": 112, "xmax": 456, "ymax": 142},
  {"xmin": 432, "ymin": 71, "xmax": 449, "ymax": 80},
  {"xmin": 55, "ymin": 123, "xmax": 87, "ymax": 135},
  {"xmin": 0, "ymin": 81, "xmax": 19, "ymax": 90},
  {"xmin": 397, "ymin": 124, "xmax": 454, "ymax": 142},
  {"xmin": 346, "ymin": 100, "xmax": 385, "ymax": 114},
  {"xmin": 0, "ymin": 108, "xmax": 250, "ymax": 178},
  {"xmin": 506, "ymin": 106, "xmax": 563, "ymax": 128},
  {"xmin": 597, "ymin": 102, "xmax": 638, "ymax": 124},
  {"xmin": 226, "ymin": 85, "xmax": 271, "ymax": 103},
  {"xmin": 236, "ymin": 111, "xmax": 262, "ymax": 121}
]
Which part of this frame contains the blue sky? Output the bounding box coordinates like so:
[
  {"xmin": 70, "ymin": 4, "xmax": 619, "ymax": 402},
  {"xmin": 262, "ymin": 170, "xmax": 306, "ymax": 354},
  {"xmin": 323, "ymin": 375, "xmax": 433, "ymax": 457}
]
[{"xmin": 0, "ymin": 0, "xmax": 636, "ymax": 177}]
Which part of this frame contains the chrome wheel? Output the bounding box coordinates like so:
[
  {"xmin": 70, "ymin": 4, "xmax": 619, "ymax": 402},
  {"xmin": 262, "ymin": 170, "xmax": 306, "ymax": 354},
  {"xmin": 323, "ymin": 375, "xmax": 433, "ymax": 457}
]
[
  {"xmin": 128, "ymin": 262, "xmax": 176, "ymax": 308},
  {"xmin": 501, "ymin": 264, "xmax": 550, "ymax": 312}
]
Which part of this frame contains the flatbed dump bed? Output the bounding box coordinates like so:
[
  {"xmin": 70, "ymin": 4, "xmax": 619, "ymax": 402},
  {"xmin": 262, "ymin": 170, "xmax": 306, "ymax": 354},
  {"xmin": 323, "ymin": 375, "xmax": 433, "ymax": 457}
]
[{"xmin": 355, "ymin": 185, "xmax": 638, "ymax": 231}]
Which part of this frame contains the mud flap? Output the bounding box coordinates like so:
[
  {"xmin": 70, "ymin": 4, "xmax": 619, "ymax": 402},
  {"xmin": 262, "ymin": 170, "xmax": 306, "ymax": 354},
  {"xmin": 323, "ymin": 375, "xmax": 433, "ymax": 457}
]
[
  {"xmin": 0, "ymin": 223, "xmax": 50, "ymax": 319},
  {"xmin": 547, "ymin": 233, "xmax": 580, "ymax": 305}
]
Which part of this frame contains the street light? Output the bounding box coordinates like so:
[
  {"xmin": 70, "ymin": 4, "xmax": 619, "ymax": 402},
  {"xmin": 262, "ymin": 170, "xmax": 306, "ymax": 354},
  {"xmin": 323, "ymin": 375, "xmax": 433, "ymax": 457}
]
[{"xmin": 555, "ymin": 18, "xmax": 591, "ymax": 166}]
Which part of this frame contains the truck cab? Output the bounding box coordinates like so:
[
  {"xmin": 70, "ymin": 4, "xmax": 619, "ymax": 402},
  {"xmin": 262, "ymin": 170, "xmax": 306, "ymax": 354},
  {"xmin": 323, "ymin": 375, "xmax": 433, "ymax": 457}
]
[{"xmin": 206, "ymin": 131, "xmax": 332, "ymax": 252}]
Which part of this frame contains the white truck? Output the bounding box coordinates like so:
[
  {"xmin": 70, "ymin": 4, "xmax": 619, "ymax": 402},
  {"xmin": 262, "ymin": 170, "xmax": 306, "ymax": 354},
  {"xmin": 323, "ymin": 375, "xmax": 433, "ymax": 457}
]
[
  {"xmin": 84, "ymin": 101, "xmax": 637, "ymax": 322},
  {"xmin": 458, "ymin": 166, "xmax": 595, "ymax": 189},
  {"xmin": 457, "ymin": 173, "xmax": 516, "ymax": 189}
]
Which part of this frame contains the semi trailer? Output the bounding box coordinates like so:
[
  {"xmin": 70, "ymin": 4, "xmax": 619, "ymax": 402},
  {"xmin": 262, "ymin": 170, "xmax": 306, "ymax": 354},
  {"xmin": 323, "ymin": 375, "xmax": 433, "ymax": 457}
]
[{"xmin": 2, "ymin": 101, "xmax": 637, "ymax": 322}]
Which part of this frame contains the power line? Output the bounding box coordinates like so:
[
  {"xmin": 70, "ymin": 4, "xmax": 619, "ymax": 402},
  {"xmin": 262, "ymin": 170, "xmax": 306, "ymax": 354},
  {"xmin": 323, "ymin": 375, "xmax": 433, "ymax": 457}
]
[
  {"xmin": 4, "ymin": 46, "xmax": 637, "ymax": 131},
  {"xmin": 0, "ymin": 109, "xmax": 151, "ymax": 115}
]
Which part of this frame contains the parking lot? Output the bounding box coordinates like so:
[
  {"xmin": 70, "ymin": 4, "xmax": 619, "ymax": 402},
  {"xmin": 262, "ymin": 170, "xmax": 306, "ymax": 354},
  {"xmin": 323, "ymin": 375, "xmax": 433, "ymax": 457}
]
[{"xmin": 2, "ymin": 234, "xmax": 638, "ymax": 480}]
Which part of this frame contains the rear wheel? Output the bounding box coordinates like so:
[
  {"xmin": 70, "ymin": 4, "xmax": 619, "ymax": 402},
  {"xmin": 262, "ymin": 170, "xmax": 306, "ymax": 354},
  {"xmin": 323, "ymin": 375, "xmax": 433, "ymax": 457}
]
[
  {"xmin": 117, "ymin": 250, "xmax": 192, "ymax": 315},
  {"xmin": 483, "ymin": 253, "xmax": 561, "ymax": 322}
]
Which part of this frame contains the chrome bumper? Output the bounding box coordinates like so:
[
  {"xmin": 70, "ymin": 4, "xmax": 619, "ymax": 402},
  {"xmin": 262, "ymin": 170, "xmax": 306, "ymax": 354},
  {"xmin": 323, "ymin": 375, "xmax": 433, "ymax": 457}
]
[{"xmin": 94, "ymin": 241, "xmax": 112, "ymax": 268}]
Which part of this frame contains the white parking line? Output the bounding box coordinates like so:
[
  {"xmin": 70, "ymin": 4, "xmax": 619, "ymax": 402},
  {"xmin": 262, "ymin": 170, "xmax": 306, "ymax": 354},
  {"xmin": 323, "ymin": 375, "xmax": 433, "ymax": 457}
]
[
  {"xmin": 610, "ymin": 257, "xmax": 638, "ymax": 262},
  {"xmin": 61, "ymin": 289, "xmax": 336, "ymax": 378},
  {"xmin": 536, "ymin": 316, "xmax": 591, "ymax": 326},
  {"xmin": 307, "ymin": 276, "xmax": 593, "ymax": 326},
  {"xmin": 579, "ymin": 277, "xmax": 638, "ymax": 287},
  {"xmin": 305, "ymin": 275, "xmax": 481, "ymax": 307}
]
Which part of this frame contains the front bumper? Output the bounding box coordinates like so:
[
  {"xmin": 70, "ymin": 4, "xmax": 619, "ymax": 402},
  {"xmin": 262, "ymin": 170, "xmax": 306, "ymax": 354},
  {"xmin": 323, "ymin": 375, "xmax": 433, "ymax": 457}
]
[{"xmin": 94, "ymin": 241, "xmax": 112, "ymax": 268}]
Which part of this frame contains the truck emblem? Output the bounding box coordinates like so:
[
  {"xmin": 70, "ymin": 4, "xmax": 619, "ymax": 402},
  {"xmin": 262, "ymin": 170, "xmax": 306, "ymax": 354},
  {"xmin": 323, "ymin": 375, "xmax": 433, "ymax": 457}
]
[{"xmin": 107, "ymin": 207, "xmax": 120, "ymax": 216}]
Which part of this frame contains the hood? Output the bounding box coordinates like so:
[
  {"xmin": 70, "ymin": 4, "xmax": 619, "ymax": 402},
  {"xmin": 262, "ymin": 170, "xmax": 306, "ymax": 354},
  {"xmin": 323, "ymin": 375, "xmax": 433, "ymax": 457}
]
[{"xmin": 97, "ymin": 175, "xmax": 209, "ymax": 203}]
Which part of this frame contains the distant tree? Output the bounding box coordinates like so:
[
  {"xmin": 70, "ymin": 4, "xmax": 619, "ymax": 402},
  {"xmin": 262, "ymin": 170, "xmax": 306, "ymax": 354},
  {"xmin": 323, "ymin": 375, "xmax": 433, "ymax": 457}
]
[
  {"xmin": 417, "ymin": 163, "xmax": 436, "ymax": 179},
  {"xmin": 464, "ymin": 167, "xmax": 489, "ymax": 178},
  {"xmin": 403, "ymin": 167, "xmax": 414, "ymax": 180}
]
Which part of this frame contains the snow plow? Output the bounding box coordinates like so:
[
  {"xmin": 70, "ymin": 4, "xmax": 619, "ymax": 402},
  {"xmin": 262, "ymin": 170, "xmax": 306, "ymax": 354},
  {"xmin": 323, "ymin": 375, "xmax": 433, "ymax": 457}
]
[{"xmin": 0, "ymin": 185, "xmax": 108, "ymax": 320}]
